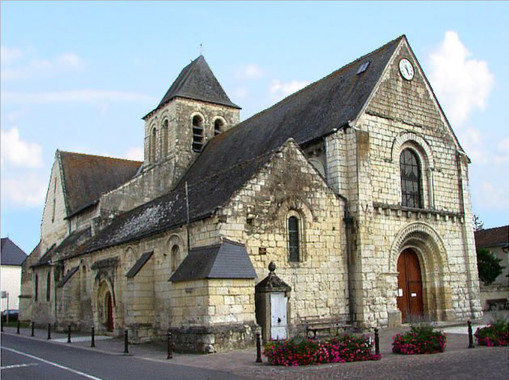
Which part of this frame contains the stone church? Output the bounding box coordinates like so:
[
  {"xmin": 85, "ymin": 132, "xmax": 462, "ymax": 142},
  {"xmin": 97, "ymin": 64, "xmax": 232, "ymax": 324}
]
[{"xmin": 20, "ymin": 35, "xmax": 483, "ymax": 352}]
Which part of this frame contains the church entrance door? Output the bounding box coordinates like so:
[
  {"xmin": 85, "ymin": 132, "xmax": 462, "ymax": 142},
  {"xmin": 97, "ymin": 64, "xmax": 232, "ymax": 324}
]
[
  {"xmin": 105, "ymin": 292, "xmax": 114, "ymax": 331},
  {"xmin": 397, "ymin": 249, "xmax": 424, "ymax": 322}
]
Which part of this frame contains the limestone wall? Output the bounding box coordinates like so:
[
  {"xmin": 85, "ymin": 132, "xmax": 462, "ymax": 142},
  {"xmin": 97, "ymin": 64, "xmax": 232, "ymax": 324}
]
[{"xmin": 218, "ymin": 141, "xmax": 349, "ymax": 326}]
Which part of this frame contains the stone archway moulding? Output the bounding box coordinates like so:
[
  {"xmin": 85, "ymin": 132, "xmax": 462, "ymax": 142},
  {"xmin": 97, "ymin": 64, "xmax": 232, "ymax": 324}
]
[
  {"xmin": 390, "ymin": 132, "xmax": 435, "ymax": 169},
  {"xmin": 389, "ymin": 222, "xmax": 449, "ymax": 273}
]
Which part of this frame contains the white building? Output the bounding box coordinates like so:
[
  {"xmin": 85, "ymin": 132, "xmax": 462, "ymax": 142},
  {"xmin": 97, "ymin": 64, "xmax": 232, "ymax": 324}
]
[{"xmin": 1, "ymin": 238, "xmax": 27, "ymax": 311}]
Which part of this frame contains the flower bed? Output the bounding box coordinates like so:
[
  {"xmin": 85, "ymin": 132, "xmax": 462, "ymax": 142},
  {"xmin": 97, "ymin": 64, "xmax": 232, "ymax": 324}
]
[
  {"xmin": 263, "ymin": 334, "xmax": 381, "ymax": 366},
  {"xmin": 475, "ymin": 317, "xmax": 509, "ymax": 346},
  {"xmin": 392, "ymin": 325, "xmax": 446, "ymax": 355}
]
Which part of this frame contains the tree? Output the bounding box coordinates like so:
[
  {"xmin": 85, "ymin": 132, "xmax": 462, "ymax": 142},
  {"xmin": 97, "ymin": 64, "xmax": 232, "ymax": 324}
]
[
  {"xmin": 477, "ymin": 248, "xmax": 504, "ymax": 285},
  {"xmin": 473, "ymin": 214, "xmax": 484, "ymax": 231}
]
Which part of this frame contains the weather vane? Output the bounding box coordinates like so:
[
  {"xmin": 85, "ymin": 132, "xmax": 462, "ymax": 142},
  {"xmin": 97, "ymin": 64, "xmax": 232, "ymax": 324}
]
[{"xmin": 199, "ymin": 43, "xmax": 205, "ymax": 56}]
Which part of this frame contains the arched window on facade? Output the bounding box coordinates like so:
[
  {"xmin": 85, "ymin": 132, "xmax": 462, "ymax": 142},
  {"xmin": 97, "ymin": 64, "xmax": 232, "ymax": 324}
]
[
  {"xmin": 214, "ymin": 118, "xmax": 224, "ymax": 136},
  {"xmin": 192, "ymin": 115, "xmax": 204, "ymax": 152},
  {"xmin": 288, "ymin": 216, "xmax": 300, "ymax": 262},
  {"xmin": 150, "ymin": 127, "xmax": 157, "ymax": 162},
  {"xmin": 170, "ymin": 245, "xmax": 181, "ymax": 272},
  {"xmin": 34, "ymin": 274, "xmax": 39, "ymax": 301},
  {"xmin": 161, "ymin": 119, "xmax": 169, "ymax": 159},
  {"xmin": 400, "ymin": 148, "xmax": 422, "ymax": 208},
  {"xmin": 46, "ymin": 272, "xmax": 51, "ymax": 302}
]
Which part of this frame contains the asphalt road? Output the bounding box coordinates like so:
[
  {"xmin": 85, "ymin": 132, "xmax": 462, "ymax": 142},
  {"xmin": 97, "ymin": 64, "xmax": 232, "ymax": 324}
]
[{"xmin": 1, "ymin": 333, "xmax": 253, "ymax": 380}]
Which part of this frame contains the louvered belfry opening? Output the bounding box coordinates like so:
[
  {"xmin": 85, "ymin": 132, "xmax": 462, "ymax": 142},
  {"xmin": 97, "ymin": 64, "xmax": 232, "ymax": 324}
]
[{"xmin": 192, "ymin": 115, "xmax": 204, "ymax": 152}]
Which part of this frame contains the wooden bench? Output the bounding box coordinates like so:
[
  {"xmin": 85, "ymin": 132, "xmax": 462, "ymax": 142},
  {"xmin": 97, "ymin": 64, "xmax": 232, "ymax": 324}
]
[
  {"xmin": 487, "ymin": 298, "xmax": 508, "ymax": 311},
  {"xmin": 301, "ymin": 316, "xmax": 350, "ymax": 339}
]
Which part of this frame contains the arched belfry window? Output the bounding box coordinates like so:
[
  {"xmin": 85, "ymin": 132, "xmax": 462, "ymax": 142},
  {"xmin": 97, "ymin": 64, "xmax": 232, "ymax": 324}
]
[
  {"xmin": 150, "ymin": 127, "xmax": 157, "ymax": 162},
  {"xmin": 214, "ymin": 118, "xmax": 224, "ymax": 136},
  {"xmin": 400, "ymin": 149, "xmax": 422, "ymax": 208},
  {"xmin": 161, "ymin": 119, "xmax": 169, "ymax": 158},
  {"xmin": 288, "ymin": 216, "xmax": 300, "ymax": 262},
  {"xmin": 192, "ymin": 115, "xmax": 204, "ymax": 152}
]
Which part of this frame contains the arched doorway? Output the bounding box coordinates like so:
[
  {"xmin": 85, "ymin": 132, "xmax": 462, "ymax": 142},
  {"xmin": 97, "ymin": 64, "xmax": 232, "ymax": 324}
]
[
  {"xmin": 397, "ymin": 249, "xmax": 424, "ymax": 322},
  {"xmin": 105, "ymin": 291, "xmax": 114, "ymax": 331}
]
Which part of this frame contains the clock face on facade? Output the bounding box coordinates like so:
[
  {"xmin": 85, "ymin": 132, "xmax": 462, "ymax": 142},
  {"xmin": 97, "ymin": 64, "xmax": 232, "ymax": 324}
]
[{"xmin": 399, "ymin": 58, "xmax": 414, "ymax": 81}]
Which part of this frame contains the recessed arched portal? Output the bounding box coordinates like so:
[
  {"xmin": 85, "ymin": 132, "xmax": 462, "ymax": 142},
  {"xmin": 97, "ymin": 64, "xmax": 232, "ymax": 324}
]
[
  {"xmin": 397, "ymin": 249, "xmax": 424, "ymax": 322},
  {"xmin": 390, "ymin": 222, "xmax": 455, "ymax": 323}
]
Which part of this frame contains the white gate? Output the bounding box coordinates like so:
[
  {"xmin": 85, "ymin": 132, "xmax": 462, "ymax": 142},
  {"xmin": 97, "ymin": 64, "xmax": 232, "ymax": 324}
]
[{"xmin": 270, "ymin": 292, "xmax": 287, "ymax": 340}]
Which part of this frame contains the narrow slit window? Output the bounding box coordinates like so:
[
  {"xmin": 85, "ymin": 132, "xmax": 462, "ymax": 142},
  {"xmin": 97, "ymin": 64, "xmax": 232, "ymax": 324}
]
[
  {"xmin": 161, "ymin": 119, "xmax": 169, "ymax": 158},
  {"xmin": 192, "ymin": 115, "xmax": 204, "ymax": 152},
  {"xmin": 34, "ymin": 274, "xmax": 39, "ymax": 301},
  {"xmin": 150, "ymin": 127, "xmax": 157, "ymax": 162},
  {"xmin": 46, "ymin": 272, "xmax": 51, "ymax": 302},
  {"xmin": 288, "ymin": 216, "xmax": 300, "ymax": 262}
]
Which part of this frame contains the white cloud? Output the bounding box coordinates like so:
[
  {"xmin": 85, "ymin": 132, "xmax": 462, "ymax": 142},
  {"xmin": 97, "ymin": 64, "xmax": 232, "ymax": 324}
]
[
  {"xmin": 270, "ymin": 79, "xmax": 310, "ymax": 101},
  {"xmin": 427, "ymin": 31, "xmax": 494, "ymax": 127},
  {"xmin": 0, "ymin": 46, "xmax": 23, "ymax": 65},
  {"xmin": 235, "ymin": 64, "xmax": 265, "ymax": 80},
  {"xmin": 1, "ymin": 50, "xmax": 85, "ymax": 81},
  {"xmin": 124, "ymin": 146, "xmax": 144, "ymax": 161},
  {"xmin": 1, "ymin": 127, "xmax": 43, "ymax": 168},
  {"xmin": 2, "ymin": 90, "xmax": 156, "ymax": 104},
  {"xmin": 1, "ymin": 174, "xmax": 47, "ymax": 208}
]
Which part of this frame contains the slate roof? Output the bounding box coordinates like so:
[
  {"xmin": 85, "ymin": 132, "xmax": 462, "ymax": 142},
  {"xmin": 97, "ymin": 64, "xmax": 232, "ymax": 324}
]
[
  {"xmin": 169, "ymin": 240, "xmax": 257, "ymax": 282},
  {"xmin": 0, "ymin": 238, "xmax": 27, "ymax": 266},
  {"xmin": 74, "ymin": 35, "xmax": 404, "ymax": 255},
  {"xmin": 179, "ymin": 35, "xmax": 403, "ymax": 185},
  {"xmin": 59, "ymin": 151, "xmax": 142, "ymax": 217},
  {"xmin": 145, "ymin": 55, "xmax": 240, "ymax": 119},
  {"xmin": 36, "ymin": 228, "xmax": 91, "ymax": 265},
  {"xmin": 126, "ymin": 251, "xmax": 153, "ymax": 278},
  {"xmin": 475, "ymin": 226, "xmax": 509, "ymax": 249}
]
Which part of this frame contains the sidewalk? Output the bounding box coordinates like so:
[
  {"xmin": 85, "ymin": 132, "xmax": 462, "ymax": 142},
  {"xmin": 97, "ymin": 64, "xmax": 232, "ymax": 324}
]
[{"xmin": 2, "ymin": 311, "xmax": 507, "ymax": 380}]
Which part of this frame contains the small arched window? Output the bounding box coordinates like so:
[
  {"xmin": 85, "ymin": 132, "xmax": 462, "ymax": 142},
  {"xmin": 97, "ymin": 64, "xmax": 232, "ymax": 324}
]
[
  {"xmin": 192, "ymin": 115, "xmax": 204, "ymax": 152},
  {"xmin": 150, "ymin": 127, "xmax": 157, "ymax": 162},
  {"xmin": 170, "ymin": 245, "xmax": 181, "ymax": 272},
  {"xmin": 46, "ymin": 272, "xmax": 51, "ymax": 302},
  {"xmin": 288, "ymin": 216, "xmax": 300, "ymax": 262},
  {"xmin": 214, "ymin": 118, "xmax": 224, "ymax": 136},
  {"xmin": 161, "ymin": 119, "xmax": 169, "ymax": 158},
  {"xmin": 34, "ymin": 274, "xmax": 39, "ymax": 301},
  {"xmin": 400, "ymin": 149, "xmax": 422, "ymax": 208}
]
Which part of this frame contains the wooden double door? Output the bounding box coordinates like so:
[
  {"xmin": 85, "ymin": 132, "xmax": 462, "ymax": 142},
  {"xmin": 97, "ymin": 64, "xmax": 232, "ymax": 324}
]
[{"xmin": 397, "ymin": 249, "xmax": 424, "ymax": 322}]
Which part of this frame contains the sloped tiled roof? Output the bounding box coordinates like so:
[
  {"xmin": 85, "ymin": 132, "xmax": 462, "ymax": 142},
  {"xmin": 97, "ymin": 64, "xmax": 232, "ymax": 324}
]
[
  {"xmin": 169, "ymin": 240, "xmax": 256, "ymax": 282},
  {"xmin": 57, "ymin": 266, "xmax": 79, "ymax": 288},
  {"xmin": 78, "ymin": 36, "xmax": 403, "ymax": 255},
  {"xmin": 0, "ymin": 238, "xmax": 27, "ymax": 266},
  {"xmin": 145, "ymin": 55, "xmax": 240, "ymax": 119},
  {"xmin": 126, "ymin": 251, "xmax": 153, "ymax": 278},
  {"xmin": 59, "ymin": 152, "xmax": 142, "ymax": 217},
  {"xmin": 179, "ymin": 36, "xmax": 403, "ymax": 185},
  {"xmin": 475, "ymin": 225, "xmax": 509, "ymax": 249}
]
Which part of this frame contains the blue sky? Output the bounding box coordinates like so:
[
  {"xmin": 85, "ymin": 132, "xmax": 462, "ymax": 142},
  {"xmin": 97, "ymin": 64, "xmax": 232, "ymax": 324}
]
[{"xmin": 1, "ymin": 1, "xmax": 508, "ymax": 253}]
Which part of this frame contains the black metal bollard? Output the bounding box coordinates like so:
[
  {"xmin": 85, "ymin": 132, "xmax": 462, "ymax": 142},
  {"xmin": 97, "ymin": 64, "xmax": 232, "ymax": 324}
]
[
  {"xmin": 123, "ymin": 330, "xmax": 129, "ymax": 354},
  {"xmin": 256, "ymin": 332, "xmax": 262, "ymax": 363},
  {"xmin": 31, "ymin": 321, "xmax": 35, "ymax": 337},
  {"xmin": 167, "ymin": 331, "xmax": 173, "ymax": 359},
  {"xmin": 47, "ymin": 323, "xmax": 51, "ymax": 340},
  {"xmin": 467, "ymin": 320, "xmax": 475, "ymax": 348},
  {"xmin": 67, "ymin": 325, "xmax": 72, "ymax": 343},
  {"xmin": 374, "ymin": 327, "xmax": 380, "ymax": 356},
  {"xmin": 1, "ymin": 320, "xmax": 3, "ymax": 333},
  {"xmin": 16, "ymin": 320, "xmax": 21, "ymax": 334},
  {"xmin": 91, "ymin": 327, "xmax": 95, "ymax": 348}
]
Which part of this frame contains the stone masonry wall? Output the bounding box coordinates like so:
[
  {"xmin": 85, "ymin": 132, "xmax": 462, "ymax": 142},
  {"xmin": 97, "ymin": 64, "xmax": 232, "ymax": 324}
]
[
  {"xmin": 324, "ymin": 39, "xmax": 482, "ymax": 327},
  {"xmin": 218, "ymin": 141, "xmax": 349, "ymax": 327}
]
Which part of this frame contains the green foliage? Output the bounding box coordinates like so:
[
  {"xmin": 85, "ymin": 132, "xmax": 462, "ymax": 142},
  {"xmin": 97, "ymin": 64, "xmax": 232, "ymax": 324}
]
[
  {"xmin": 263, "ymin": 334, "xmax": 381, "ymax": 366},
  {"xmin": 477, "ymin": 248, "xmax": 504, "ymax": 285},
  {"xmin": 393, "ymin": 323, "xmax": 447, "ymax": 354},
  {"xmin": 475, "ymin": 315, "xmax": 509, "ymax": 346}
]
